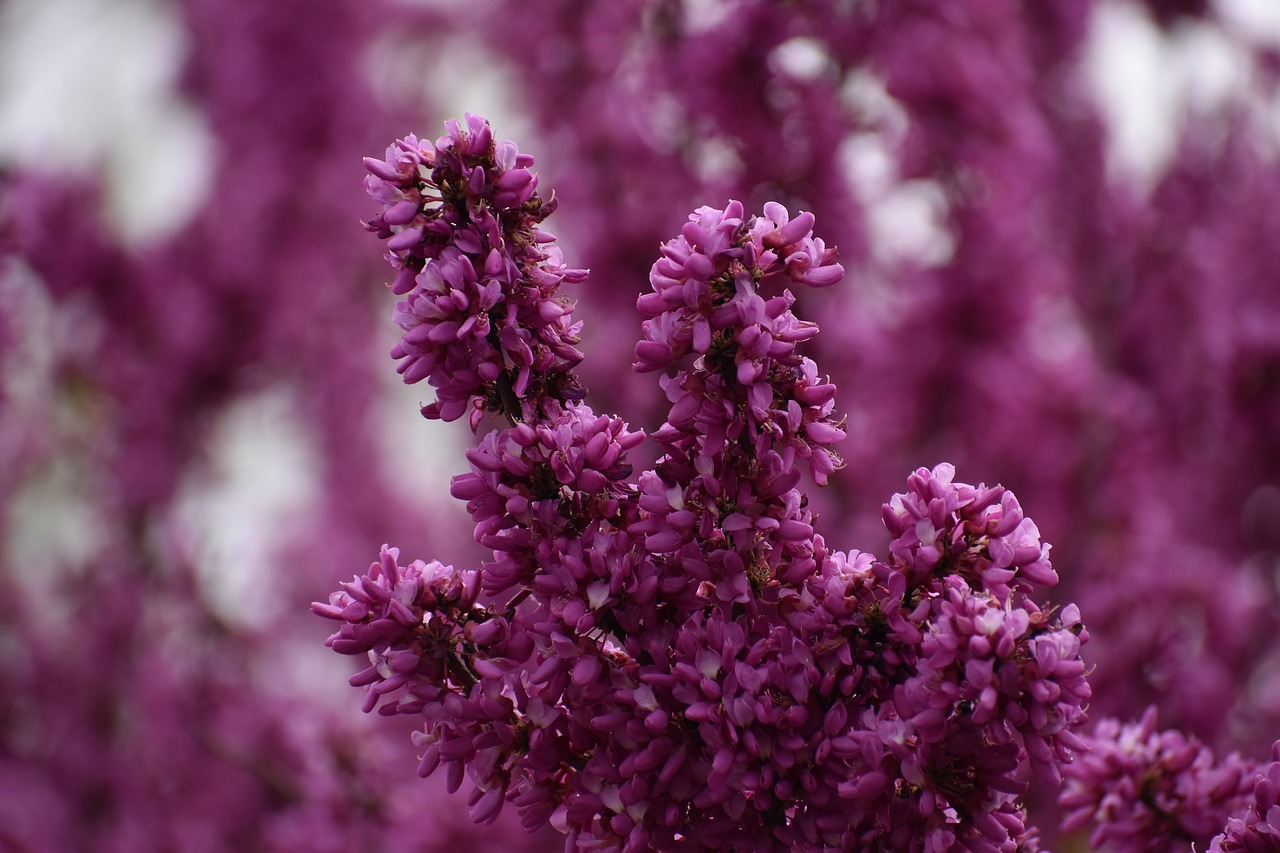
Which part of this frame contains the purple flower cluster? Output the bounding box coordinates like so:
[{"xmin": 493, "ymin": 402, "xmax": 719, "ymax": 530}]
[
  {"xmin": 313, "ymin": 545, "xmax": 532, "ymax": 828},
  {"xmin": 451, "ymin": 403, "xmax": 644, "ymax": 596},
  {"xmin": 883, "ymin": 464, "xmax": 1058, "ymax": 602},
  {"xmin": 1211, "ymin": 742, "xmax": 1280, "ymax": 852},
  {"xmin": 362, "ymin": 115, "xmax": 587, "ymax": 427},
  {"xmin": 1059, "ymin": 706, "xmax": 1258, "ymax": 851},
  {"xmin": 635, "ymin": 200, "xmax": 846, "ymax": 487},
  {"xmin": 7, "ymin": 2, "xmax": 1280, "ymax": 851},
  {"xmin": 317, "ymin": 117, "xmax": 1093, "ymax": 851},
  {"xmin": 429, "ymin": 5, "xmax": 1280, "ymax": 793}
]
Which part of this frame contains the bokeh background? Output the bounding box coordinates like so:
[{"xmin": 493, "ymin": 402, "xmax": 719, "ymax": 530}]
[{"xmin": 3, "ymin": 0, "xmax": 1280, "ymax": 849}]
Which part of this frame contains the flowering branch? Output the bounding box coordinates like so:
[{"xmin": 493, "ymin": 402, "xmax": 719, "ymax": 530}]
[
  {"xmin": 1059, "ymin": 706, "xmax": 1280, "ymax": 852},
  {"xmin": 361, "ymin": 113, "xmax": 587, "ymax": 427},
  {"xmin": 316, "ymin": 114, "xmax": 1094, "ymax": 851}
]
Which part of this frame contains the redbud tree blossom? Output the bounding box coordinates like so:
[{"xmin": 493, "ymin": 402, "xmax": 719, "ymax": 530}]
[
  {"xmin": 4, "ymin": 1, "xmax": 1280, "ymax": 851},
  {"xmin": 317, "ymin": 114, "xmax": 1095, "ymax": 852}
]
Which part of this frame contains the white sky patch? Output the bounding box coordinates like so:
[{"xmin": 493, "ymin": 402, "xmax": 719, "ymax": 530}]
[
  {"xmin": 688, "ymin": 135, "xmax": 743, "ymax": 184},
  {"xmin": 769, "ymin": 37, "xmax": 837, "ymax": 83},
  {"xmin": 840, "ymin": 132, "xmax": 896, "ymax": 199},
  {"xmin": 0, "ymin": 261, "xmax": 59, "ymax": 425},
  {"xmin": 1084, "ymin": 2, "xmax": 1180, "ymax": 188},
  {"xmin": 1172, "ymin": 21, "xmax": 1252, "ymax": 115},
  {"xmin": 0, "ymin": 0, "xmax": 213, "ymax": 245},
  {"xmin": 838, "ymin": 71, "xmax": 910, "ymax": 209},
  {"xmin": 264, "ymin": 626, "xmax": 374, "ymax": 710},
  {"xmin": 174, "ymin": 387, "xmax": 321, "ymax": 630},
  {"xmin": 364, "ymin": 28, "xmax": 531, "ymax": 150},
  {"xmin": 1219, "ymin": 0, "xmax": 1280, "ymax": 49},
  {"xmin": 1027, "ymin": 293, "xmax": 1091, "ymax": 368},
  {"xmin": 680, "ymin": 0, "xmax": 733, "ymax": 35},
  {"xmin": 372, "ymin": 333, "xmax": 473, "ymax": 522},
  {"xmin": 4, "ymin": 446, "xmax": 111, "ymax": 582},
  {"xmin": 840, "ymin": 70, "xmax": 910, "ymax": 150},
  {"xmin": 1083, "ymin": 1, "xmax": 1255, "ymax": 190},
  {"xmin": 2, "ymin": 266, "xmax": 109, "ymax": 586},
  {"xmin": 839, "ymin": 72, "xmax": 954, "ymax": 272},
  {"xmin": 869, "ymin": 178, "xmax": 954, "ymax": 268}
]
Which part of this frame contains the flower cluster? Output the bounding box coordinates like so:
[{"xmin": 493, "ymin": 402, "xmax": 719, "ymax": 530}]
[
  {"xmin": 628, "ymin": 201, "xmax": 847, "ymax": 615},
  {"xmin": 314, "ymin": 546, "xmax": 534, "ymax": 826},
  {"xmin": 317, "ymin": 117, "xmax": 1095, "ymax": 851},
  {"xmin": 409, "ymin": 9, "xmax": 1280, "ymax": 808},
  {"xmin": 635, "ymin": 200, "xmax": 845, "ymax": 486},
  {"xmin": 1210, "ymin": 742, "xmax": 1280, "ymax": 852},
  {"xmin": 363, "ymin": 114, "xmax": 587, "ymax": 426},
  {"xmin": 12, "ymin": 2, "xmax": 1280, "ymax": 852},
  {"xmin": 899, "ymin": 576, "xmax": 1090, "ymax": 786},
  {"xmin": 1059, "ymin": 707, "xmax": 1258, "ymax": 851},
  {"xmin": 312, "ymin": 546, "xmax": 481, "ymax": 715},
  {"xmin": 450, "ymin": 403, "xmax": 644, "ymax": 596},
  {"xmin": 883, "ymin": 464, "xmax": 1057, "ymax": 599}
]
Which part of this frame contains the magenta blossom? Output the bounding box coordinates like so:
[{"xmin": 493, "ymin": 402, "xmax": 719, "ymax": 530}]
[
  {"xmin": 317, "ymin": 116, "xmax": 1092, "ymax": 851},
  {"xmin": 363, "ymin": 115, "xmax": 587, "ymax": 427}
]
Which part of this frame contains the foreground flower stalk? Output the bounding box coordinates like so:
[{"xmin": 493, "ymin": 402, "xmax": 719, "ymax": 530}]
[{"xmin": 316, "ymin": 115, "xmax": 1093, "ymax": 851}]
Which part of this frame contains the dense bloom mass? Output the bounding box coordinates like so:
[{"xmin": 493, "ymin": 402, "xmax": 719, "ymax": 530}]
[
  {"xmin": 8, "ymin": 3, "xmax": 1280, "ymax": 852},
  {"xmin": 362, "ymin": 114, "xmax": 588, "ymax": 427},
  {"xmin": 316, "ymin": 116, "xmax": 1097, "ymax": 851},
  {"xmin": 1210, "ymin": 742, "xmax": 1280, "ymax": 852},
  {"xmin": 1059, "ymin": 707, "xmax": 1258, "ymax": 851}
]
